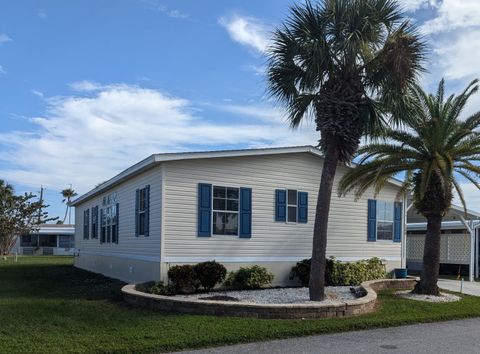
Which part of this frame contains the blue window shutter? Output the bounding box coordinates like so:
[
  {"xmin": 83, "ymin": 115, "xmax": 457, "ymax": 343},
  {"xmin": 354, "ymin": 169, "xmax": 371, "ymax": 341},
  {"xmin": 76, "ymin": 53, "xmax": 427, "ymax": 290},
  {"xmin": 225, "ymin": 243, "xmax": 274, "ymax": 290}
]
[
  {"xmin": 275, "ymin": 189, "xmax": 286, "ymax": 222},
  {"xmin": 198, "ymin": 183, "xmax": 212, "ymax": 237},
  {"xmin": 135, "ymin": 189, "xmax": 139, "ymax": 237},
  {"xmin": 297, "ymin": 192, "xmax": 308, "ymax": 223},
  {"xmin": 394, "ymin": 202, "xmax": 402, "ymax": 243},
  {"xmin": 145, "ymin": 185, "xmax": 150, "ymax": 237},
  {"xmin": 239, "ymin": 187, "xmax": 252, "ymax": 238},
  {"xmin": 116, "ymin": 202, "xmax": 119, "ymax": 244},
  {"xmin": 367, "ymin": 199, "xmax": 377, "ymax": 242}
]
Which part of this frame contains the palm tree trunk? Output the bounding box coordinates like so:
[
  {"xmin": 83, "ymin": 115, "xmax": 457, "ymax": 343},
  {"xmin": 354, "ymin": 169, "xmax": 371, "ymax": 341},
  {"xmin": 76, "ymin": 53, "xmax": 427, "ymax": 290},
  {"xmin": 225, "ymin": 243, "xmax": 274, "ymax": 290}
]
[
  {"xmin": 63, "ymin": 206, "xmax": 68, "ymax": 224},
  {"xmin": 413, "ymin": 214, "xmax": 442, "ymax": 295},
  {"xmin": 309, "ymin": 143, "xmax": 340, "ymax": 301}
]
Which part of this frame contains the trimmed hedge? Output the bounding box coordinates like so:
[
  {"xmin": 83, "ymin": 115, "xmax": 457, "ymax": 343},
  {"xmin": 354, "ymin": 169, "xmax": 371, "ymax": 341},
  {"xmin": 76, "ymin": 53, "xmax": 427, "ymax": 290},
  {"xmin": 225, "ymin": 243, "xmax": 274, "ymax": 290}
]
[
  {"xmin": 225, "ymin": 265, "xmax": 274, "ymax": 289},
  {"xmin": 194, "ymin": 261, "xmax": 227, "ymax": 291},
  {"xmin": 290, "ymin": 257, "xmax": 386, "ymax": 286}
]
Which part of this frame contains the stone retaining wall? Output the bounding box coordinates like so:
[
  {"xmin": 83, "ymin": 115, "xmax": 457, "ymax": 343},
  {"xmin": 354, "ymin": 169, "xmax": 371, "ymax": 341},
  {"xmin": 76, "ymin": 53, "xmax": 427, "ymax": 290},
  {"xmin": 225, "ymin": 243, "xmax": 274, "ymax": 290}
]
[{"xmin": 122, "ymin": 278, "xmax": 417, "ymax": 319}]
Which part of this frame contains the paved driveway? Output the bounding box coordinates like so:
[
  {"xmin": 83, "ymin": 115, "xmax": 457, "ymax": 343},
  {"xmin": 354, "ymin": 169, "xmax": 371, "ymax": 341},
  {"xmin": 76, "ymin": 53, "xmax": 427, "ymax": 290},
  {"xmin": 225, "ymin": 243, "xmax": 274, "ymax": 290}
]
[
  {"xmin": 174, "ymin": 318, "xmax": 480, "ymax": 354},
  {"xmin": 439, "ymin": 279, "xmax": 480, "ymax": 296}
]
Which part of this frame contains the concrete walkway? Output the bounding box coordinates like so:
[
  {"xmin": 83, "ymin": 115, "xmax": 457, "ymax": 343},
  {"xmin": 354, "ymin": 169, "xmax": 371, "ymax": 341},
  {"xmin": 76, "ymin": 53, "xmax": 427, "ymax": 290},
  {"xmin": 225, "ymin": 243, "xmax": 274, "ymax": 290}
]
[
  {"xmin": 438, "ymin": 279, "xmax": 480, "ymax": 296},
  {"xmin": 174, "ymin": 318, "xmax": 480, "ymax": 354}
]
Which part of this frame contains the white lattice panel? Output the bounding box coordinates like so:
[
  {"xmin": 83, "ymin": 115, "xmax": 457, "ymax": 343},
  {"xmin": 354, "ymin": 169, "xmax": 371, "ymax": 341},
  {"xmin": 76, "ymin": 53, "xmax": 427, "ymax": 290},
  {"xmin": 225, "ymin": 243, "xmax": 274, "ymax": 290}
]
[
  {"xmin": 407, "ymin": 233, "xmax": 470, "ymax": 264},
  {"xmin": 407, "ymin": 235, "xmax": 425, "ymax": 261},
  {"xmin": 447, "ymin": 233, "xmax": 470, "ymax": 264}
]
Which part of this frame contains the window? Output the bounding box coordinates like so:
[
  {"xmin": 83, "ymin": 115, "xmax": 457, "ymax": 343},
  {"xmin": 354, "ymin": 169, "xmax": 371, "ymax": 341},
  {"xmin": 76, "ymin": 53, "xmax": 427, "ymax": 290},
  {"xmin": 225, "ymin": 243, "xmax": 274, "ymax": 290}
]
[
  {"xmin": 83, "ymin": 209, "xmax": 89, "ymax": 239},
  {"xmin": 287, "ymin": 189, "xmax": 298, "ymax": 223},
  {"xmin": 376, "ymin": 200, "xmax": 394, "ymax": 240},
  {"xmin": 135, "ymin": 186, "xmax": 150, "ymax": 236},
  {"xmin": 212, "ymin": 186, "xmax": 239, "ymax": 235},
  {"xmin": 59, "ymin": 235, "xmax": 74, "ymax": 248},
  {"xmin": 91, "ymin": 206, "xmax": 99, "ymax": 239},
  {"xmin": 101, "ymin": 204, "xmax": 118, "ymax": 243},
  {"xmin": 21, "ymin": 235, "xmax": 38, "ymax": 247}
]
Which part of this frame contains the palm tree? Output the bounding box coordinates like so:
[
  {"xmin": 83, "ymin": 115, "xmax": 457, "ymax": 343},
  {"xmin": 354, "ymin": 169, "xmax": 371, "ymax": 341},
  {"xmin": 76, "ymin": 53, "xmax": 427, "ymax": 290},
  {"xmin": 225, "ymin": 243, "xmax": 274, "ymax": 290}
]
[
  {"xmin": 266, "ymin": 0, "xmax": 425, "ymax": 300},
  {"xmin": 61, "ymin": 187, "xmax": 77, "ymax": 224},
  {"xmin": 339, "ymin": 79, "xmax": 480, "ymax": 295}
]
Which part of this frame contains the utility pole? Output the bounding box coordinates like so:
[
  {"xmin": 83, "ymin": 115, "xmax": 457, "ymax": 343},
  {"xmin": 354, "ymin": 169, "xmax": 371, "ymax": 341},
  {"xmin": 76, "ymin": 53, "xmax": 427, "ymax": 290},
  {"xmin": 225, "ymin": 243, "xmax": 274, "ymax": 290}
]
[{"xmin": 37, "ymin": 186, "xmax": 44, "ymax": 224}]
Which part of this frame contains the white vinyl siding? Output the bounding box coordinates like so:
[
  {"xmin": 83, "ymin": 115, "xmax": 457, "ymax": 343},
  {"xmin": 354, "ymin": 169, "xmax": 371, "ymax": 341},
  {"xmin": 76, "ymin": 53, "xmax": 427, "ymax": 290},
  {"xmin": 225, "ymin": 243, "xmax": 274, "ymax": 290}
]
[
  {"xmin": 74, "ymin": 166, "xmax": 162, "ymax": 260},
  {"xmin": 162, "ymin": 152, "xmax": 402, "ymax": 261}
]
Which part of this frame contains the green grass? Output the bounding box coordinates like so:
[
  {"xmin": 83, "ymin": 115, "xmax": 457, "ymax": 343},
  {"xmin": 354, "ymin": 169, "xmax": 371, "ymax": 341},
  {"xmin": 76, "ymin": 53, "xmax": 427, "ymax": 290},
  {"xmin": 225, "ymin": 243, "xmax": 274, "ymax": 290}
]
[{"xmin": 2, "ymin": 256, "xmax": 480, "ymax": 354}]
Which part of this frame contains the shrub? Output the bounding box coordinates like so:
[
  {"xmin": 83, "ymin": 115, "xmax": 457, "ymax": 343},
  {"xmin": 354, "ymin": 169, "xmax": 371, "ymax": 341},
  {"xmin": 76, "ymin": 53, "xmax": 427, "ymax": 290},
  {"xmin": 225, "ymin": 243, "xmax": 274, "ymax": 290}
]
[
  {"xmin": 290, "ymin": 257, "xmax": 386, "ymax": 286},
  {"xmin": 289, "ymin": 259, "xmax": 311, "ymax": 286},
  {"xmin": 148, "ymin": 281, "xmax": 176, "ymax": 296},
  {"xmin": 225, "ymin": 265, "xmax": 274, "ymax": 289},
  {"xmin": 194, "ymin": 261, "xmax": 227, "ymax": 291},
  {"xmin": 167, "ymin": 265, "xmax": 200, "ymax": 294}
]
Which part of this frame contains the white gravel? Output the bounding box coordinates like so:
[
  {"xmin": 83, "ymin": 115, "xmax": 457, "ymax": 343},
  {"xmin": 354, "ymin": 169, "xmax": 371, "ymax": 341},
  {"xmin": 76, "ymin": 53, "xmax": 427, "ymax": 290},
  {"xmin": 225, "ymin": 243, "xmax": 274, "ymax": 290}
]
[
  {"xmin": 174, "ymin": 286, "xmax": 359, "ymax": 304},
  {"xmin": 396, "ymin": 290, "xmax": 461, "ymax": 303}
]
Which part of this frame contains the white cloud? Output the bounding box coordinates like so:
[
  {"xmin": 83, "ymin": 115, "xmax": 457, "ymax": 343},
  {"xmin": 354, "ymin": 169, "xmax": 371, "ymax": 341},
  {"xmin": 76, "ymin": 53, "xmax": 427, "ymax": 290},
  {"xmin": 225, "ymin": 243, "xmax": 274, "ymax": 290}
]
[
  {"xmin": 399, "ymin": 0, "xmax": 433, "ymax": 12},
  {"xmin": 219, "ymin": 15, "xmax": 270, "ymax": 54},
  {"xmin": 0, "ymin": 33, "xmax": 12, "ymax": 44},
  {"xmin": 69, "ymin": 80, "xmax": 105, "ymax": 92},
  {"xmin": 421, "ymin": 0, "xmax": 480, "ymax": 34},
  {"xmin": 453, "ymin": 183, "xmax": 480, "ymax": 212},
  {"xmin": 31, "ymin": 89, "xmax": 44, "ymax": 97},
  {"xmin": 142, "ymin": 0, "xmax": 189, "ymax": 19},
  {"xmin": 0, "ymin": 83, "xmax": 316, "ymax": 193},
  {"xmin": 432, "ymin": 31, "xmax": 480, "ymax": 81},
  {"xmin": 38, "ymin": 10, "xmax": 47, "ymax": 19},
  {"xmin": 0, "ymin": 65, "xmax": 5, "ymax": 75}
]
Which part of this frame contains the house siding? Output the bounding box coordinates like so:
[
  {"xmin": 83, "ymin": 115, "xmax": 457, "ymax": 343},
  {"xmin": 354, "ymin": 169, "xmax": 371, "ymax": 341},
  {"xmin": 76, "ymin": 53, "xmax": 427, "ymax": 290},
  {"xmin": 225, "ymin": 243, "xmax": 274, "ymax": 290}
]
[
  {"xmin": 74, "ymin": 166, "xmax": 162, "ymax": 282},
  {"xmin": 162, "ymin": 153, "xmax": 402, "ymax": 267}
]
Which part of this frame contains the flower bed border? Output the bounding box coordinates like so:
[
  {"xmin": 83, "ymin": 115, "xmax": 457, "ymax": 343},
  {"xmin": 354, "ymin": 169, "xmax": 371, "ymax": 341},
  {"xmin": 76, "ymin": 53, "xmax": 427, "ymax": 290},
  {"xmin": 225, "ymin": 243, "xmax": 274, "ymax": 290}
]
[{"xmin": 121, "ymin": 278, "xmax": 417, "ymax": 319}]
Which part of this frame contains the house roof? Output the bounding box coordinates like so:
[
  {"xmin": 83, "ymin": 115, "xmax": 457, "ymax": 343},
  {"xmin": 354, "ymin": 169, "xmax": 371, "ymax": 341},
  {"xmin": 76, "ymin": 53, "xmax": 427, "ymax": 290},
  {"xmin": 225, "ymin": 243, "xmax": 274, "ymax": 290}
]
[
  {"xmin": 72, "ymin": 145, "xmax": 403, "ymax": 206},
  {"xmin": 30, "ymin": 224, "xmax": 75, "ymax": 235}
]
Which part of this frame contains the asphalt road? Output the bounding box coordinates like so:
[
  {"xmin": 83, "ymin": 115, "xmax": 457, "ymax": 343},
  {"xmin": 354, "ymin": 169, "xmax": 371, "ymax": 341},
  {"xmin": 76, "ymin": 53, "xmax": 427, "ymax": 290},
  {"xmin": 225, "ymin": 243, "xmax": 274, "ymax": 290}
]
[{"xmin": 175, "ymin": 318, "xmax": 480, "ymax": 354}]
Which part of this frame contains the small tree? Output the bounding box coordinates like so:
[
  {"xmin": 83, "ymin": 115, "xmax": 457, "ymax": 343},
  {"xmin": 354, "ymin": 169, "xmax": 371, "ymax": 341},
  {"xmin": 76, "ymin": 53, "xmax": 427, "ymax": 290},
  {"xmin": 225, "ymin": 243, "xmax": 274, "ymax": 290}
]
[{"xmin": 0, "ymin": 180, "xmax": 55, "ymax": 255}]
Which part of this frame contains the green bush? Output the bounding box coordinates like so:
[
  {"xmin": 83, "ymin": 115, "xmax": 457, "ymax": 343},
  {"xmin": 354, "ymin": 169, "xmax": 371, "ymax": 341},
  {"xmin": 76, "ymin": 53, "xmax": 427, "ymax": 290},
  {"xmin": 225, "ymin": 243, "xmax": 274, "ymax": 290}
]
[
  {"xmin": 194, "ymin": 261, "xmax": 227, "ymax": 291},
  {"xmin": 225, "ymin": 265, "xmax": 274, "ymax": 289},
  {"xmin": 290, "ymin": 257, "xmax": 386, "ymax": 286},
  {"xmin": 167, "ymin": 265, "xmax": 200, "ymax": 294},
  {"xmin": 148, "ymin": 281, "xmax": 176, "ymax": 296}
]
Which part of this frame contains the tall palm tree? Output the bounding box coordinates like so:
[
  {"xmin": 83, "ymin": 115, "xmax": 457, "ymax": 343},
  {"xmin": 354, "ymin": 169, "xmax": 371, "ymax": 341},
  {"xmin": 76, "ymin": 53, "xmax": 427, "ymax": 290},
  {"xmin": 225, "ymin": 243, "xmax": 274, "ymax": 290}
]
[
  {"xmin": 61, "ymin": 187, "xmax": 77, "ymax": 224},
  {"xmin": 339, "ymin": 79, "xmax": 480, "ymax": 295},
  {"xmin": 266, "ymin": 0, "xmax": 425, "ymax": 300}
]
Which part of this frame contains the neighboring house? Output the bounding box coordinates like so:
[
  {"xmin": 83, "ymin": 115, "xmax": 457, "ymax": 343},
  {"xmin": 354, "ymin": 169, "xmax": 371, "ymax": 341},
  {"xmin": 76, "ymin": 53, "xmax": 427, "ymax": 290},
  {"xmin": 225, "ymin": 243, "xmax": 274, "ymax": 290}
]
[
  {"xmin": 13, "ymin": 224, "xmax": 75, "ymax": 256},
  {"xmin": 407, "ymin": 205, "xmax": 480, "ymax": 282},
  {"xmin": 72, "ymin": 146, "xmax": 407, "ymax": 284}
]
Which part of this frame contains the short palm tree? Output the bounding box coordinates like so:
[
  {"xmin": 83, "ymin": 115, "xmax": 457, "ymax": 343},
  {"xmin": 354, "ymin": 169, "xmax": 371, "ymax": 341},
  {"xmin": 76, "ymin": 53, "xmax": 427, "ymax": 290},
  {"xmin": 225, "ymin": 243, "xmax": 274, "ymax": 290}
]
[
  {"xmin": 61, "ymin": 187, "xmax": 77, "ymax": 224},
  {"xmin": 339, "ymin": 79, "xmax": 480, "ymax": 295},
  {"xmin": 266, "ymin": 0, "xmax": 425, "ymax": 300}
]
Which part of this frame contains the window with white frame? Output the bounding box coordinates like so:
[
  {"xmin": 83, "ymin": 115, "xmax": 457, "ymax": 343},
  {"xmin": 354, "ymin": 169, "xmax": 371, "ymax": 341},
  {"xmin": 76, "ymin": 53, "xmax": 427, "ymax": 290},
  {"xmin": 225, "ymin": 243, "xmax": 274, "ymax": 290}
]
[
  {"xmin": 212, "ymin": 186, "xmax": 239, "ymax": 235},
  {"xmin": 101, "ymin": 204, "xmax": 118, "ymax": 243},
  {"xmin": 376, "ymin": 200, "xmax": 394, "ymax": 240},
  {"xmin": 287, "ymin": 189, "xmax": 298, "ymax": 223}
]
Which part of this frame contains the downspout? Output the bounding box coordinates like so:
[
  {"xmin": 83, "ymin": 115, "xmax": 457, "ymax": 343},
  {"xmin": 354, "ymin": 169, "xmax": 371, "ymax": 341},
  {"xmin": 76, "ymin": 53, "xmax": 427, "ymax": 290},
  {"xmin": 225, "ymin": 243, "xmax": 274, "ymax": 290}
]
[{"xmin": 402, "ymin": 194, "xmax": 410, "ymax": 268}]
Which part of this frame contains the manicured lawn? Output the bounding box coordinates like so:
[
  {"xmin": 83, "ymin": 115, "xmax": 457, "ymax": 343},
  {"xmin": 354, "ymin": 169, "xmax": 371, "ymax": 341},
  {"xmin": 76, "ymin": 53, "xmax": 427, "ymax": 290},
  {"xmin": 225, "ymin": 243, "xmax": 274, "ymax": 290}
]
[{"xmin": 2, "ymin": 257, "xmax": 480, "ymax": 354}]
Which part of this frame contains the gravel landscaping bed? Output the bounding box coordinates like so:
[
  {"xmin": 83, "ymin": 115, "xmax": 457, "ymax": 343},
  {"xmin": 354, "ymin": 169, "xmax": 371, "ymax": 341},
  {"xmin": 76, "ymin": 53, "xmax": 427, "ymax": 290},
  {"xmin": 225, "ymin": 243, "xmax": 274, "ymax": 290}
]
[
  {"xmin": 173, "ymin": 286, "xmax": 359, "ymax": 304},
  {"xmin": 396, "ymin": 290, "xmax": 461, "ymax": 303}
]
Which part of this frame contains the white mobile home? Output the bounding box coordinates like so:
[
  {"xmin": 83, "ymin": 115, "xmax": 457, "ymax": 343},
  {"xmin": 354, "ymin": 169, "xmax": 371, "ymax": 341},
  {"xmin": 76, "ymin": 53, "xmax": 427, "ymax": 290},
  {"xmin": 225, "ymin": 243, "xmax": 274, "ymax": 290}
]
[
  {"xmin": 407, "ymin": 205, "xmax": 480, "ymax": 281},
  {"xmin": 72, "ymin": 146, "xmax": 407, "ymax": 284},
  {"xmin": 13, "ymin": 224, "xmax": 75, "ymax": 256}
]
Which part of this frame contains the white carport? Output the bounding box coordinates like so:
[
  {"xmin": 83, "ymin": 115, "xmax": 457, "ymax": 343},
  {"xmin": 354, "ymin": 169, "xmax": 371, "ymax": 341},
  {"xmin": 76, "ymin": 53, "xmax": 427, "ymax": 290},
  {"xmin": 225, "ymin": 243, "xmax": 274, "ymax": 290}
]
[{"xmin": 407, "ymin": 204, "xmax": 480, "ymax": 282}]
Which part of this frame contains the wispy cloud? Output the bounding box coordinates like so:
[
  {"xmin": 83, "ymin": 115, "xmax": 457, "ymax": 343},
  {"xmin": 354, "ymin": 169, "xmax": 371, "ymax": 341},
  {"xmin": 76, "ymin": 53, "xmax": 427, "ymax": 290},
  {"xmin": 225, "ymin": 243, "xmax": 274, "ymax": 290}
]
[
  {"xmin": 0, "ymin": 65, "xmax": 5, "ymax": 75},
  {"xmin": 38, "ymin": 10, "xmax": 47, "ymax": 19},
  {"xmin": 31, "ymin": 89, "xmax": 44, "ymax": 97},
  {"xmin": 0, "ymin": 33, "xmax": 12, "ymax": 45},
  {"xmin": 398, "ymin": 0, "xmax": 437, "ymax": 12},
  {"xmin": 0, "ymin": 83, "xmax": 315, "ymax": 193},
  {"xmin": 69, "ymin": 80, "xmax": 106, "ymax": 92},
  {"xmin": 142, "ymin": 0, "xmax": 189, "ymax": 19},
  {"xmin": 219, "ymin": 14, "xmax": 270, "ymax": 54},
  {"xmin": 421, "ymin": 0, "xmax": 480, "ymax": 34}
]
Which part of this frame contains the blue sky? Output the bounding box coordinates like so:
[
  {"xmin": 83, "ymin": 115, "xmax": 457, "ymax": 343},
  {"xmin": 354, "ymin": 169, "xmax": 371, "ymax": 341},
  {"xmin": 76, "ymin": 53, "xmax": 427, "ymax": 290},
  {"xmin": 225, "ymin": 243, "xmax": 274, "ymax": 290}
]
[{"xmin": 0, "ymin": 0, "xmax": 479, "ymax": 221}]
